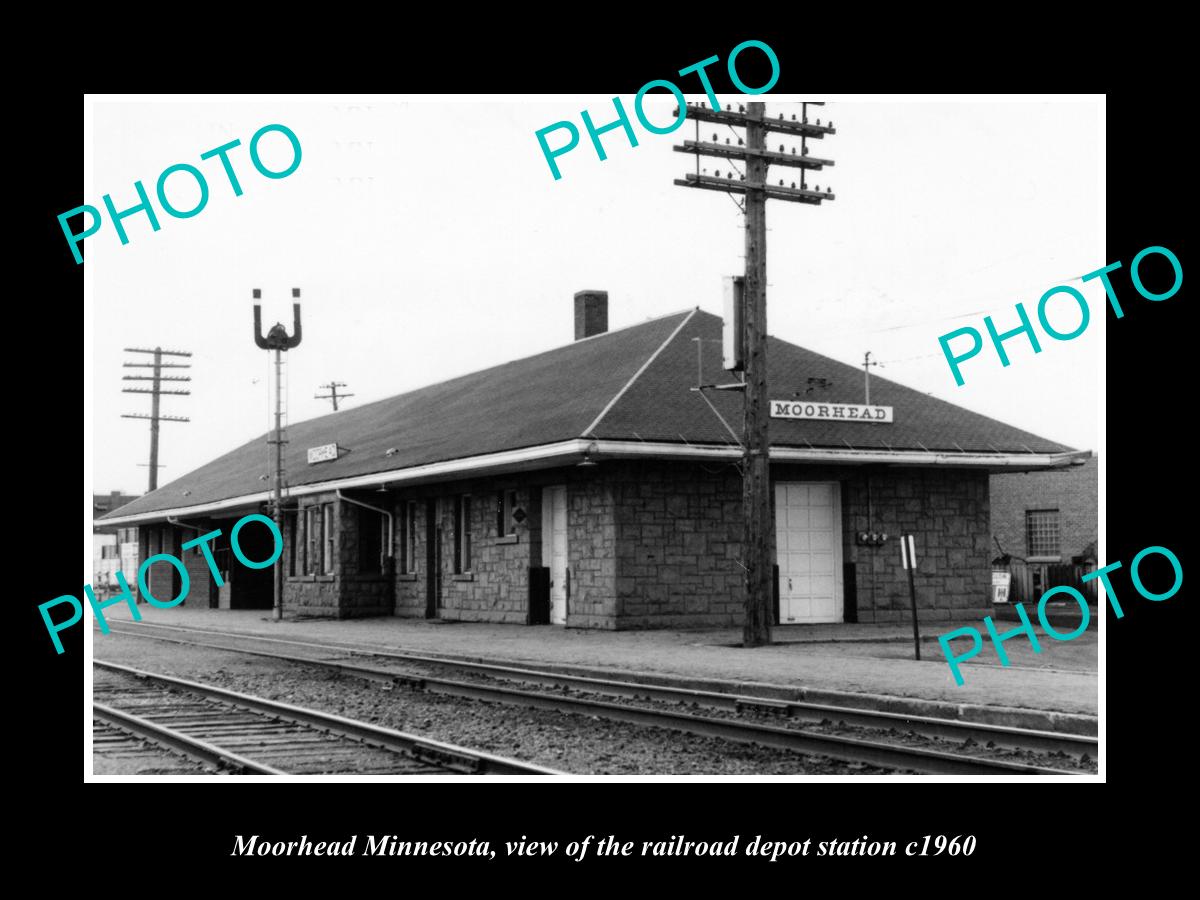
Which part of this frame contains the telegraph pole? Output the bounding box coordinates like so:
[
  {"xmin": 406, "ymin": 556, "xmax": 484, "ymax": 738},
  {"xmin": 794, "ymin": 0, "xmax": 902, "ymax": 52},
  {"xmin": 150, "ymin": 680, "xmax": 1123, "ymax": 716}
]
[
  {"xmin": 674, "ymin": 100, "xmax": 836, "ymax": 647},
  {"xmin": 121, "ymin": 347, "xmax": 191, "ymax": 491},
  {"xmin": 254, "ymin": 289, "xmax": 303, "ymax": 622},
  {"xmin": 742, "ymin": 102, "xmax": 771, "ymax": 646},
  {"xmin": 316, "ymin": 381, "xmax": 353, "ymax": 412}
]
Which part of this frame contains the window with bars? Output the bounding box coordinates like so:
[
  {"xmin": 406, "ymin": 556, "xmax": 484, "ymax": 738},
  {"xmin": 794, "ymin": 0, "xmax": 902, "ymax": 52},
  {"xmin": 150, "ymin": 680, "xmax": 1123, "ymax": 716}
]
[
  {"xmin": 454, "ymin": 494, "xmax": 472, "ymax": 574},
  {"xmin": 323, "ymin": 504, "xmax": 335, "ymax": 574},
  {"xmin": 1025, "ymin": 509, "xmax": 1061, "ymax": 559},
  {"xmin": 304, "ymin": 504, "xmax": 335, "ymax": 575},
  {"xmin": 285, "ymin": 512, "xmax": 298, "ymax": 576},
  {"xmin": 305, "ymin": 506, "xmax": 320, "ymax": 574},
  {"xmin": 402, "ymin": 500, "xmax": 418, "ymax": 574}
]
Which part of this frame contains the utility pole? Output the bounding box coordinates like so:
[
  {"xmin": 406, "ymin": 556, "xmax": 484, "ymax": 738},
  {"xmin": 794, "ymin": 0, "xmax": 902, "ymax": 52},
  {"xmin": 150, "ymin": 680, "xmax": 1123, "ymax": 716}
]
[
  {"xmin": 316, "ymin": 381, "xmax": 353, "ymax": 412},
  {"xmin": 863, "ymin": 351, "xmax": 882, "ymax": 405},
  {"xmin": 121, "ymin": 347, "xmax": 191, "ymax": 491},
  {"xmin": 253, "ymin": 288, "xmax": 303, "ymax": 623},
  {"xmin": 674, "ymin": 100, "xmax": 836, "ymax": 647}
]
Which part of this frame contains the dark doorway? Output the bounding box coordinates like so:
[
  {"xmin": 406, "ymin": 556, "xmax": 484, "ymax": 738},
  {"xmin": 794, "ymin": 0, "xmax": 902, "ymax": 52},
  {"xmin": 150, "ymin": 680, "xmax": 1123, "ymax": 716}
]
[
  {"xmin": 424, "ymin": 500, "xmax": 438, "ymax": 619},
  {"xmin": 227, "ymin": 520, "xmax": 274, "ymax": 610}
]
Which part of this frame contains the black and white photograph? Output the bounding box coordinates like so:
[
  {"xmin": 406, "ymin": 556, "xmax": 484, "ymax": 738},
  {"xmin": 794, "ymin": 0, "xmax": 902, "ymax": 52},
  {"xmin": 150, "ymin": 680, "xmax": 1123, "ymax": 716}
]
[{"xmin": 77, "ymin": 89, "xmax": 1113, "ymax": 784}]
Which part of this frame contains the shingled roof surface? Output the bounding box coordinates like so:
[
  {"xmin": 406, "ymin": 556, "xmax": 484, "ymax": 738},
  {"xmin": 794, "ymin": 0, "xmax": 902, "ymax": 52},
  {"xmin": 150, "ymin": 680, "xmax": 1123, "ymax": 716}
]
[
  {"xmin": 104, "ymin": 308, "xmax": 1072, "ymax": 521},
  {"xmin": 595, "ymin": 310, "xmax": 1074, "ymax": 455}
]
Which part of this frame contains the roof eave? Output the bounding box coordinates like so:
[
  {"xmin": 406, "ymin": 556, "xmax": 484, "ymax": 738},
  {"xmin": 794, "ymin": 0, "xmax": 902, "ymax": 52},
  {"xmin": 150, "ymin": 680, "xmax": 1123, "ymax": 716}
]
[
  {"xmin": 594, "ymin": 440, "xmax": 1089, "ymax": 471},
  {"xmin": 96, "ymin": 439, "xmax": 595, "ymax": 526},
  {"xmin": 97, "ymin": 438, "xmax": 1085, "ymax": 527}
]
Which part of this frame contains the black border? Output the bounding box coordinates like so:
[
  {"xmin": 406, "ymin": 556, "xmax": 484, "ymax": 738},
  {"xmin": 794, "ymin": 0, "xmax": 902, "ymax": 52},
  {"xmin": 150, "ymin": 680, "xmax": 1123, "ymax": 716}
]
[{"xmin": 29, "ymin": 26, "xmax": 1187, "ymax": 883}]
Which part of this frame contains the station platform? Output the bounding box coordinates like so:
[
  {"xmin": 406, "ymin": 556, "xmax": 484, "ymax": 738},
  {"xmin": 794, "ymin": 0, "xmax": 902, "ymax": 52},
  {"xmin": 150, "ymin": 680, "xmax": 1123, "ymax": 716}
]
[{"xmin": 93, "ymin": 606, "xmax": 1099, "ymax": 734}]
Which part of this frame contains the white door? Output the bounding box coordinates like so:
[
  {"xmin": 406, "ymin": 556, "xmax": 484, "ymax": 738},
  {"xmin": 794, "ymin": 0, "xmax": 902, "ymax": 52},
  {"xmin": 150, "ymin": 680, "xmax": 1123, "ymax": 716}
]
[
  {"xmin": 774, "ymin": 482, "xmax": 843, "ymax": 624},
  {"xmin": 541, "ymin": 485, "xmax": 568, "ymax": 624}
]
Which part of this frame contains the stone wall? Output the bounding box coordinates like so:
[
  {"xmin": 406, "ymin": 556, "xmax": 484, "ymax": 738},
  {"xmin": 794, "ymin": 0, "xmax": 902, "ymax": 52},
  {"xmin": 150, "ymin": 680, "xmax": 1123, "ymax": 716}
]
[
  {"xmin": 566, "ymin": 476, "xmax": 618, "ymax": 628},
  {"xmin": 612, "ymin": 460, "xmax": 743, "ymax": 629},
  {"xmin": 284, "ymin": 493, "xmax": 392, "ymax": 619},
  {"xmin": 434, "ymin": 485, "xmax": 536, "ymax": 624},
  {"xmin": 834, "ymin": 466, "xmax": 991, "ymax": 624},
  {"xmin": 393, "ymin": 497, "xmax": 428, "ymax": 618},
  {"xmin": 391, "ymin": 477, "xmax": 547, "ymax": 624},
  {"xmin": 607, "ymin": 460, "xmax": 991, "ymax": 629},
  {"xmin": 147, "ymin": 460, "xmax": 994, "ymax": 630}
]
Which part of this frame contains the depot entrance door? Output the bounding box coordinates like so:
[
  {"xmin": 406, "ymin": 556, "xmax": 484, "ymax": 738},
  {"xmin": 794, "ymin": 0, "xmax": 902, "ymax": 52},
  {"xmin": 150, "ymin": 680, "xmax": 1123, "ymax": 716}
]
[{"xmin": 774, "ymin": 481, "xmax": 844, "ymax": 624}]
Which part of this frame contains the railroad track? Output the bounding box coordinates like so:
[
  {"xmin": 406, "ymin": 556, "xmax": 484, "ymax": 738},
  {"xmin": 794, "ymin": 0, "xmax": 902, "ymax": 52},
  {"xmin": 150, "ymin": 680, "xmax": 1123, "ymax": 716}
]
[
  {"xmin": 93, "ymin": 660, "xmax": 562, "ymax": 776},
  {"xmin": 101, "ymin": 621, "xmax": 1095, "ymax": 775}
]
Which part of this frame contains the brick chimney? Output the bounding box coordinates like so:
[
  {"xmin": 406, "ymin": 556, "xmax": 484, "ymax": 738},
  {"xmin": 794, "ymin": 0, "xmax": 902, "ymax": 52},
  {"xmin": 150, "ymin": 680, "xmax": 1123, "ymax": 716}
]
[{"xmin": 574, "ymin": 290, "xmax": 608, "ymax": 340}]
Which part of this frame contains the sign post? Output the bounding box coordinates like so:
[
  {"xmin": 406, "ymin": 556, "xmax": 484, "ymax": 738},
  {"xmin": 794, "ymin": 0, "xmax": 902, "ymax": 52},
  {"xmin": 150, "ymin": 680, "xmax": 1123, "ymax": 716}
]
[{"xmin": 900, "ymin": 533, "xmax": 921, "ymax": 660}]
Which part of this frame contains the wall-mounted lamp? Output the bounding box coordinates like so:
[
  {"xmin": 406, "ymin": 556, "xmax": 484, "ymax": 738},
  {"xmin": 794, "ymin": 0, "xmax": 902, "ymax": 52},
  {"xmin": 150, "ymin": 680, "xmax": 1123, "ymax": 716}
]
[
  {"xmin": 578, "ymin": 441, "xmax": 600, "ymax": 467},
  {"xmin": 856, "ymin": 531, "xmax": 890, "ymax": 547}
]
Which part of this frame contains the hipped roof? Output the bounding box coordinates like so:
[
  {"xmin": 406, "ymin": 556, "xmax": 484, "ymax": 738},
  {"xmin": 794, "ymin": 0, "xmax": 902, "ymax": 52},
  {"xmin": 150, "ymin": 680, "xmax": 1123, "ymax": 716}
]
[{"xmin": 102, "ymin": 308, "xmax": 1075, "ymax": 523}]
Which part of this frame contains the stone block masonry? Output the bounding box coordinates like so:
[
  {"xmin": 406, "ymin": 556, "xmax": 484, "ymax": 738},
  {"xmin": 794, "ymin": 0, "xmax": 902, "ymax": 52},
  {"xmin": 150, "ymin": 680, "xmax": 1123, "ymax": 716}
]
[
  {"xmin": 151, "ymin": 461, "xmax": 996, "ymax": 629},
  {"xmin": 835, "ymin": 466, "xmax": 992, "ymax": 624},
  {"xmin": 285, "ymin": 493, "xmax": 392, "ymax": 619},
  {"xmin": 393, "ymin": 479, "xmax": 546, "ymax": 625},
  {"xmin": 610, "ymin": 460, "xmax": 992, "ymax": 629},
  {"xmin": 613, "ymin": 461, "xmax": 743, "ymax": 630}
]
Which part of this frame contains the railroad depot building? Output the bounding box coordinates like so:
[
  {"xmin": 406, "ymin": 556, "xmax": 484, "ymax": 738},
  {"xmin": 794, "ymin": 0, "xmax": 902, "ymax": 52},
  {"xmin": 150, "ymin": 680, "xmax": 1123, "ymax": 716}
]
[{"xmin": 99, "ymin": 293, "xmax": 1087, "ymax": 630}]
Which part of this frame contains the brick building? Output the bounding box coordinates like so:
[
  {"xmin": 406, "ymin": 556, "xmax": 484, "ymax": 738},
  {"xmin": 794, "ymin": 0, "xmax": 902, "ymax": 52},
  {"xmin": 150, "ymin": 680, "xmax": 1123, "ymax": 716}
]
[
  {"xmin": 989, "ymin": 454, "xmax": 1098, "ymax": 604},
  {"xmin": 98, "ymin": 294, "xmax": 1086, "ymax": 628},
  {"xmin": 990, "ymin": 454, "xmax": 1097, "ymax": 565}
]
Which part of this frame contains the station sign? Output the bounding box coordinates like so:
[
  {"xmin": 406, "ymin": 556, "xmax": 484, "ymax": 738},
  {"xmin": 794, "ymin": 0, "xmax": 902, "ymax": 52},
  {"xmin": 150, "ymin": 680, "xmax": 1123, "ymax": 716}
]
[
  {"xmin": 306, "ymin": 443, "xmax": 340, "ymax": 465},
  {"xmin": 770, "ymin": 400, "xmax": 894, "ymax": 423}
]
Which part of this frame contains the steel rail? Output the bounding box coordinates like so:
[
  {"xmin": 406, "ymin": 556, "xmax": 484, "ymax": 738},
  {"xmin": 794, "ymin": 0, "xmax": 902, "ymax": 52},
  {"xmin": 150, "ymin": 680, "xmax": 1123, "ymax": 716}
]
[
  {"xmin": 107, "ymin": 620, "xmax": 1096, "ymax": 759},
  {"xmin": 93, "ymin": 700, "xmax": 287, "ymax": 774},
  {"xmin": 100, "ymin": 627, "xmax": 1081, "ymax": 775},
  {"xmin": 94, "ymin": 659, "xmax": 563, "ymax": 776}
]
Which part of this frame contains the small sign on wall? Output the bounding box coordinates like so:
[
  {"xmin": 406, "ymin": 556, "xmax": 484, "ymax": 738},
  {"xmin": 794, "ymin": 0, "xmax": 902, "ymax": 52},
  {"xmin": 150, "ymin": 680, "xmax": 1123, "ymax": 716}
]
[
  {"xmin": 771, "ymin": 400, "xmax": 894, "ymax": 423},
  {"xmin": 992, "ymin": 571, "xmax": 1012, "ymax": 604},
  {"xmin": 307, "ymin": 443, "xmax": 340, "ymax": 465}
]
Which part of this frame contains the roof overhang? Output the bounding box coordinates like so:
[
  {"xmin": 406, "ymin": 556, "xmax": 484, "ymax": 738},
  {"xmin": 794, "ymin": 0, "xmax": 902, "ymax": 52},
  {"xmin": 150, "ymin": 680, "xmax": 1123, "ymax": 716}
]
[
  {"xmin": 595, "ymin": 440, "xmax": 1090, "ymax": 472},
  {"xmin": 96, "ymin": 438, "xmax": 1088, "ymax": 526}
]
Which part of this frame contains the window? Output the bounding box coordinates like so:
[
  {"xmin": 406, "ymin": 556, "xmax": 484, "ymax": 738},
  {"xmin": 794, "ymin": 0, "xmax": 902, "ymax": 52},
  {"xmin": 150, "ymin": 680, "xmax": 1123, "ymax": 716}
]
[
  {"xmin": 304, "ymin": 507, "xmax": 319, "ymax": 574},
  {"xmin": 403, "ymin": 500, "xmax": 418, "ymax": 574},
  {"xmin": 358, "ymin": 506, "xmax": 384, "ymax": 575},
  {"xmin": 305, "ymin": 504, "xmax": 334, "ymax": 575},
  {"xmin": 454, "ymin": 494, "xmax": 472, "ymax": 574},
  {"xmin": 101, "ymin": 544, "xmax": 119, "ymax": 559},
  {"xmin": 496, "ymin": 490, "xmax": 517, "ymax": 537},
  {"xmin": 1026, "ymin": 509, "xmax": 1061, "ymax": 559},
  {"xmin": 285, "ymin": 512, "xmax": 298, "ymax": 576},
  {"xmin": 323, "ymin": 504, "xmax": 335, "ymax": 574}
]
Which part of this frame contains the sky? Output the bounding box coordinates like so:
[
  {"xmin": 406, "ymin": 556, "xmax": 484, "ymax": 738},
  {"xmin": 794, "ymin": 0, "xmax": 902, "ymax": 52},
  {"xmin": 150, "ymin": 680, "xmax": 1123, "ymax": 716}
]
[{"xmin": 88, "ymin": 96, "xmax": 1102, "ymax": 496}]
